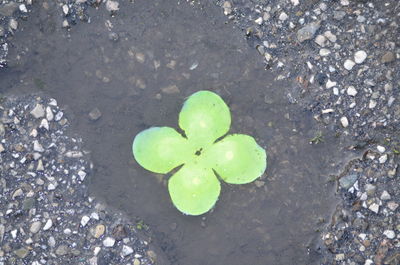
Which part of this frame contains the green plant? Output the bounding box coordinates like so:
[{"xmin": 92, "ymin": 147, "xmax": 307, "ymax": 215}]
[
  {"xmin": 132, "ymin": 90, "xmax": 267, "ymax": 215},
  {"xmin": 310, "ymin": 131, "xmax": 324, "ymax": 144}
]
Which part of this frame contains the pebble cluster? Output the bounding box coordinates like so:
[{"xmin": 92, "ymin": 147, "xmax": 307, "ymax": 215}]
[
  {"xmin": 217, "ymin": 0, "xmax": 399, "ymax": 264},
  {"xmin": 218, "ymin": 0, "xmax": 399, "ymax": 138},
  {"xmin": 325, "ymin": 149, "xmax": 399, "ymax": 265},
  {"xmin": 0, "ymin": 95, "xmax": 155, "ymax": 265}
]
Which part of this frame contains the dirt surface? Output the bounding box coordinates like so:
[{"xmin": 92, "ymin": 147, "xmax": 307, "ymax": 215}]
[{"xmin": 0, "ymin": 0, "xmax": 399, "ymax": 264}]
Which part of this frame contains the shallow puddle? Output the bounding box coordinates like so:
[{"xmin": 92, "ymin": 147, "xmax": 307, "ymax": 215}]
[{"xmin": 0, "ymin": 1, "xmax": 345, "ymax": 264}]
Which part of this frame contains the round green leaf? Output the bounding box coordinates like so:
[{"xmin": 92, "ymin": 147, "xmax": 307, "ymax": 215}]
[
  {"xmin": 179, "ymin": 90, "xmax": 231, "ymax": 148},
  {"xmin": 132, "ymin": 127, "xmax": 192, "ymax": 174},
  {"xmin": 168, "ymin": 163, "xmax": 221, "ymax": 215},
  {"xmin": 204, "ymin": 134, "xmax": 267, "ymax": 184}
]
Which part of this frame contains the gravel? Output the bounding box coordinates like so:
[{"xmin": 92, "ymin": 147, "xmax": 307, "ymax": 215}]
[
  {"xmin": 1, "ymin": 0, "xmax": 399, "ymax": 264},
  {"xmin": 0, "ymin": 95, "xmax": 155, "ymax": 264},
  {"xmin": 216, "ymin": 0, "xmax": 400, "ymax": 263}
]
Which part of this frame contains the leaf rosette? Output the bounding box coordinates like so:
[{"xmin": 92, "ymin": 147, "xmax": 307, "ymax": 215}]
[{"xmin": 132, "ymin": 91, "xmax": 267, "ymax": 215}]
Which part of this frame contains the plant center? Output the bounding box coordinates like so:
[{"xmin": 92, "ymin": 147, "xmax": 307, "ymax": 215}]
[{"xmin": 195, "ymin": 148, "xmax": 203, "ymax": 156}]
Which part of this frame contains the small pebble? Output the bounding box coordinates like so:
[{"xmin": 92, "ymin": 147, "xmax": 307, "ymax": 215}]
[
  {"xmin": 88, "ymin": 108, "xmax": 102, "ymax": 121},
  {"xmin": 369, "ymin": 203, "xmax": 379, "ymax": 214},
  {"xmin": 278, "ymin": 12, "xmax": 288, "ymax": 21},
  {"xmin": 377, "ymin": 145, "xmax": 386, "ymax": 153},
  {"xmin": 379, "ymin": 154, "xmax": 387, "ymax": 164},
  {"xmin": 106, "ymin": 0, "xmax": 119, "ymax": 12},
  {"xmin": 340, "ymin": 116, "xmax": 349, "ymax": 128},
  {"xmin": 43, "ymin": 219, "xmax": 53, "ymax": 231},
  {"xmin": 354, "ymin": 50, "xmax": 367, "ymax": 64},
  {"xmin": 344, "ymin": 59, "xmax": 355, "ymax": 70},
  {"xmin": 347, "ymin": 86, "xmax": 357, "ymax": 96},
  {"xmin": 383, "ymin": 230, "xmax": 395, "ymax": 239},
  {"xmin": 380, "ymin": 190, "xmax": 391, "ymax": 200},
  {"xmin": 121, "ymin": 245, "xmax": 134, "ymax": 256},
  {"xmin": 30, "ymin": 104, "xmax": 45, "ymax": 118},
  {"xmin": 30, "ymin": 221, "xmax": 42, "ymax": 234},
  {"xmin": 103, "ymin": 237, "xmax": 116, "ymax": 247}
]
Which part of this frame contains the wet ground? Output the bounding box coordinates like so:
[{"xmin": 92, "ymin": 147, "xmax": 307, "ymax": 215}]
[{"xmin": 0, "ymin": 1, "xmax": 357, "ymax": 264}]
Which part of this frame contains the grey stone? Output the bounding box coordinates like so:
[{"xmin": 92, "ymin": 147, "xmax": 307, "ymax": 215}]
[
  {"xmin": 297, "ymin": 22, "xmax": 320, "ymax": 42},
  {"xmin": 0, "ymin": 224, "xmax": 4, "ymax": 242},
  {"xmin": 121, "ymin": 245, "xmax": 134, "ymax": 256},
  {"xmin": 333, "ymin": 11, "xmax": 346, "ymax": 20},
  {"xmin": 339, "ymin": 174, "xmax": 357, "ymax": 189},
  {"xmin": 30, "ymin": 104, "xmax": 45, "ymax": 118},
  {"xmin": 223, "ymin": 1, "xmax": 232, "ymax": 15},
  {"xmin": 14, "ymin": 247, "xmax": 29, "ymax": 259},
  {"xmin": 365, "ymin": 184, "xmax": 376, "ymax": 195},
  {"xmin": 88, "ymin": 108, "xmax": 102, "ymax": 121},
  {"xmin": 380, "ymin": 190, "xmax": 391, "ymax": 200},
  {"xmin": 0, "ymin": 2, "xmax": 18, "ymax": 16},
  {"xmin": 161, "ymin": 85, "xmax": 180, "ymax": 94},
  {"xmin": 56, "ymin": 245, "xmax": 69, "ymax": 256},
  {"xmin": 30, "ymin": 221, "xmax": 41, "ymax": 234},
  {"xmin": 381, "ymin": 52, "xmax": 395, "ymax": 63}
]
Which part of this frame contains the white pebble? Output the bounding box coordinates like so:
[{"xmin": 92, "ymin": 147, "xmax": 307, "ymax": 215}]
[
  {"xmin": 354, "ymin": 50, "xmax": 367, "ymax": 64},
  {"xmin": 40, "ymin": 119, "xmax": 49, "ymax": 130},
  {"xmin": 383, "ymin": 230, "xmax": 395, "ymax": 239},
  {"xmin": 340, "ymin": 0, "xmax": 349, "ymax": 6},
  {"xmin": 121, "ymin": 245, "xmax": 134, "ymax": 256},
  {"xmin": 43, "ymin": 219, "xmax": 53, "ymax": 231},
  {"xmin": 365, "ymin": 259, "xmax": 373, "ymax": 265},
  {"xmin": 315, "ymin": 35, "xmax": 326, "ymax": 47},
  {"xmin": 324, "ymin": 31, "xmax": 337, "ymax": 42},
  {"xmin": 81, "ymin": 216, "xmax": 90, "ymax": 227},
  {"xmin": 33, "ymin": 140, "xmax": 44, "ymax": 152},
  {"xmin": 380, "ymin": 190, "xmax": 391, "ymax": 200},
  {"xmin": 19, "ymin": 4, "xmax": 28, "ymax": 13},
  {"xmin": 46, "ymin": 107, "xmax": 54, "ymax": 121},
  {"xmin": 291, "ymin": 0, "xmax": 299, "ymax": 6},
  {"xmin": 30, "ymin": 221, "xmax": 41, "ymax": 234},
  {"xmin": 369, "ymin": 100, "xmax": 377, "ymax": 109},
  {"xmin": 340, "ymin": 116, "xmax": 349, "ymax": 128},
  {"xmin": 106, "ymin": 0, "xmax": 119, "ymax": 12},
  {"xmin": 103, "ymin": 237, "xmax": 116, "ymax": 247},
  {"xmin": 379, "ymin": 154, "xmax": 387, "ymax": 164},
  {"xmin": 78, "ymin": 170, "xmax": 87, "ymax": 181},
  {"xmin": 255, "ymin": 17, "xmax": 263, "ymax": 25},
  {"xmin": 319, "ymin": 49, "xmax": 331, "ymax": 56},
  {"xmin": 62, "ymin": 5, "xmax": 69, "ymax": 15},
  {"xmin": 30, "ymin": 104, "xmax": 45, "ymax": 118},
  {"xmin": 326, "ymin": 79, "xmax": 337, "ymax": 89},
  {"xmin": 279, "ymin": 12, "xmax": 288, "ymax": 21},
  {"xmin": 377, "ymin": 145, "xmax": 386, "ymax": 153},
  {"xmin": 344, "ymin": 59, "xmax": 356, "ymax": 70},
  {"xmin": 347, "ymin": 86, "xmax": 358, "ymax": 96},
  {"xmin": 369, "ymin": 203, "xmax": 379, "ymax": 213}
]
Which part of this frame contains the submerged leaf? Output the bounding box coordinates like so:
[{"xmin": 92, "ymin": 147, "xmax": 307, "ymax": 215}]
[
  {"xmin": 168, "ymin": 163, "xmax": 221, "ymax": 215},
  {"xmin": 132, "ymin": 127, "xmax": 192, "ymax": 174},
  {"xmin": 179, "ymin": 91, "xmax": 231, "ymax": 148},
  {"xmin": 204, "ymin": 134, "xmax": 267, "ymax": 184}
]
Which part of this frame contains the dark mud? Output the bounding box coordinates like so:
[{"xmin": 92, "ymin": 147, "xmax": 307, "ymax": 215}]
[{"xmin": 0, "ymin": 1, "xmax": 350, "ymax": 264}]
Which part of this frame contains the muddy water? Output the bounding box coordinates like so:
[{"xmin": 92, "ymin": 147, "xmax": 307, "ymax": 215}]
[{"xmin": 1, "ymin": 1, "xmax": 345, "ymax": 264}]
